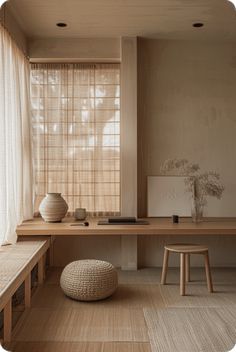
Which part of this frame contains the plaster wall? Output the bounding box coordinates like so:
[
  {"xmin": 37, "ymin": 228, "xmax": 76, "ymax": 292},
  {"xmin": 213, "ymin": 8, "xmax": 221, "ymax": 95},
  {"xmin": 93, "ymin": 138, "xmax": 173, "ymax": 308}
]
[
  {"xmin": 137, "ymin": 38, "xmax": 236, "ymax": 267},
  {"xmin": 29, "ymin": 37, "xmax": 121, "ymax": 62},
  {"xmin": 0, "ymin": 4, "xmax": 27, "ymax": 54}
]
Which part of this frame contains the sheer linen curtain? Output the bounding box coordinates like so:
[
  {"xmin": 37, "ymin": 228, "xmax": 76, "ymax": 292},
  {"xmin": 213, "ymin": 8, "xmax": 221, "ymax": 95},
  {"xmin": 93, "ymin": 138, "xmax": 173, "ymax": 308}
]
[
  {"xmin": 0, "ymin": 24, "xmax": 33, "ymax": 245},
  {"xmin": 31, "ymin": 63, "xmax": 120, "ymax": 216}
]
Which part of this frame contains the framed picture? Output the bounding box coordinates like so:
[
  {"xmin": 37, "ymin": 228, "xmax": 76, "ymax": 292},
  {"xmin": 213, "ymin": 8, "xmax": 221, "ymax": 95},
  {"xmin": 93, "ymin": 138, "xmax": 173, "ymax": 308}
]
[{"xmin": 147, "ymin": 176, "xmax": 191, "ymax": 217}]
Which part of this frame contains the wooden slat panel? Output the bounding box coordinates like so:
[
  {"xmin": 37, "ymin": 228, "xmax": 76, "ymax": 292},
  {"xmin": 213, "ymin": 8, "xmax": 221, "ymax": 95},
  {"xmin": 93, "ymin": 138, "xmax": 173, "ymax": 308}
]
[
  {"xmin": 30, "ymin": 284, "xmax": 165, "ymax": 310},
  {"xmin": 13, "ymin": 307, "xmax": 149, "ymax": 342},
  {"xmin": 4, "ymin": 342, "xmax": 151, "ymax": 352},
  {"xmin": 4, "ymin": 342, "xmax": 103, "ymax": 352},
  {"xmin": 7, "ymin": 0, "xmax": 236, "ymax": 41}
]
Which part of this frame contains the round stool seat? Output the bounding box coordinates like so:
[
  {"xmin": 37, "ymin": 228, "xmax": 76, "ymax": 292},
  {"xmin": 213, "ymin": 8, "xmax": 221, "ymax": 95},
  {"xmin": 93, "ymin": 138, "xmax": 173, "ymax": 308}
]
[
  {"xmin": 165, "ymin": 243, "xmax": 208, "ymax": 253},
  {"xmin": 60, "ymin": 259, "xmax": 118, "ymax": 301}
]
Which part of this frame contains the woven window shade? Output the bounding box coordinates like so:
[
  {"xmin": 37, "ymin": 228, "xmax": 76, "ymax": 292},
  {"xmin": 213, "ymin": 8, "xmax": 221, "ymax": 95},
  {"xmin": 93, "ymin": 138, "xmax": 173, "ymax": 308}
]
[{"xmin": 31, "ymin": 63, "xmax": 120, "ymax": 216}]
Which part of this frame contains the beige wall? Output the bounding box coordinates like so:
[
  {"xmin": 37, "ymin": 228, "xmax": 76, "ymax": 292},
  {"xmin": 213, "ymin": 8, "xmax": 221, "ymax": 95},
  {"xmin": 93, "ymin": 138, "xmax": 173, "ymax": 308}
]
[
  {"xmin": 137, "ymin": 38, "xmax": 236, "ymax": 267},
  {"xmin": 138, "ymin": 38, "xmax": 236, "ymax": 218},
  {"xmin": 121, "ymin": 37, "xmax": 138, "ymax": 217},
  {"xmin": 53, "ymin": 236, "xmax": 121, "ymax": 268},
  {"xmin": 0, "ymin": 4, "xmax": 27, "ymax": 54},
  {"xmin": 29, "ymin": 38, "xmax": 120, "ymax": 62},
  {"xmin": 52, "ymin": 234, "xmax": 236, "ymax": 268}
]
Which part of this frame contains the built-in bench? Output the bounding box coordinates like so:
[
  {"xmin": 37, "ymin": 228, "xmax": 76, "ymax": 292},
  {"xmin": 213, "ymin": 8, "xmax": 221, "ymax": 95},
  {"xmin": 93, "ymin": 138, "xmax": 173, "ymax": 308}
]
[{"xmin": 0, "ymin": 239, "xmax": 50, "ymax": 342}]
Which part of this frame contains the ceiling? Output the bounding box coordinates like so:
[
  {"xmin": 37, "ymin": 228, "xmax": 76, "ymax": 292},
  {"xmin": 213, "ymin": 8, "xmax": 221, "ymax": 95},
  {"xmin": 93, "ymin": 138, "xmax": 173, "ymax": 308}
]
[{"xmin": 6, "ymin": 0, "xmax": 236, "ymax": 41}]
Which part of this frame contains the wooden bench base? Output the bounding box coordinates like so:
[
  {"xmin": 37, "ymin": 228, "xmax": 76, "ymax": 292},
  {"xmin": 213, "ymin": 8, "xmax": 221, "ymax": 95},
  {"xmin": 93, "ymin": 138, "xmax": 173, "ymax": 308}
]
[{"xmin": 0, "ymin": 239, "xmax": 50, "ymax": 342}]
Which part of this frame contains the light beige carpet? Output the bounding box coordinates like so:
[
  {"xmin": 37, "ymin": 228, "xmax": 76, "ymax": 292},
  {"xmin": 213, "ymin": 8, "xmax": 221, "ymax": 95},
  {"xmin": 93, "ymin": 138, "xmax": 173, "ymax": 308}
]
[
  {"xmin": 160, "ymin": 284, "xmax": 236, "ymax": 308},
  {"xmin": 144, "ymin": 307, "xmax": 236, "ymax": 352}
]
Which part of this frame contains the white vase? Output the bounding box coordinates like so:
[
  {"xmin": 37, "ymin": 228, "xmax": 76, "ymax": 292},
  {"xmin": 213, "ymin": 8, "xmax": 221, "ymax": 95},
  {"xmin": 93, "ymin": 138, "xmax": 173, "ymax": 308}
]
[{"xmin": 39, "ymin": 193, "xmax": 68, "ymax": 222}]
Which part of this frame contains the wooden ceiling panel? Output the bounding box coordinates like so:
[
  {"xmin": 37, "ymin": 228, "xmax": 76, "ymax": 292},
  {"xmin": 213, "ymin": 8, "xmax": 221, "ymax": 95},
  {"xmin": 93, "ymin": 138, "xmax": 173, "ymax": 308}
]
[{"xmin": 4, "ymin": 0, "xmax": 236, "ymax": 40}]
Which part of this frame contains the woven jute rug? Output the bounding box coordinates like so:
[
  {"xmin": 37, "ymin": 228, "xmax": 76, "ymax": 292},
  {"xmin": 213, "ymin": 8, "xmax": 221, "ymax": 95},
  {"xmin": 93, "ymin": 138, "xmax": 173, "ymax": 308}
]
[
  {"xmin": 159, "ymin": 284, "xmax": 236, "ymax": 308},
  {"xmin": 144, "ymin": 307, "xmax": 236, "ymax": 352}
]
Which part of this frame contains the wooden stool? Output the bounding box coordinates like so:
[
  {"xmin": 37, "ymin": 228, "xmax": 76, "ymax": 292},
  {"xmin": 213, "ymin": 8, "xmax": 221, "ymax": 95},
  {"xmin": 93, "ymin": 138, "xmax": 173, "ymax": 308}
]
[{"xmin": 161, "ymin": 244, "xmax": 213, "ymax": 296}]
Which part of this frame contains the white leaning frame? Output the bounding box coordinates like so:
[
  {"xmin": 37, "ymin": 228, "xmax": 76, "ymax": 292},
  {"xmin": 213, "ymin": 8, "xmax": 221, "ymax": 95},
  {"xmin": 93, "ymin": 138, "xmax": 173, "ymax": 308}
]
[{"xmin": 147, "ymin": 176, "xmax": 192, "ymax": 217}]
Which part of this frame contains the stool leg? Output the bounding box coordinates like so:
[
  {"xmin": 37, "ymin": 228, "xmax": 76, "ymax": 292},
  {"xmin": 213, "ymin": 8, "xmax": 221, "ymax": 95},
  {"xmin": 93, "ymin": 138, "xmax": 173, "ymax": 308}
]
[
  {"xmin": 180, "ymin": 253, "xmax": 186, "ymax": 296},
  {"xmin": 204, "ymin": 251, "xmax": 213, "ymax": 293},
  {"xmin": 185, "ymin": 254, "xmax": 190, "ymax": 282},
  {"xmin": 161, "ymin": 248, "xmax": 169, "ymax": 285}
]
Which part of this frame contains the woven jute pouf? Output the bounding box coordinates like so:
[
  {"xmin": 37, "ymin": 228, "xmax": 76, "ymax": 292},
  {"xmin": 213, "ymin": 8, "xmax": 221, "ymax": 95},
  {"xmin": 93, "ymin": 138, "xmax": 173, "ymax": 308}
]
[{"xmin": 60, "ymin": 259, "xmax": 118, "ymax": 301}]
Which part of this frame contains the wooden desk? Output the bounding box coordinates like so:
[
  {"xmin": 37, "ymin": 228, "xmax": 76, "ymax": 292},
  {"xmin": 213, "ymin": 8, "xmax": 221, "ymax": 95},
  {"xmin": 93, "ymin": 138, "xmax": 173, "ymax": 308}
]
[
  {"xmin": 16, "ymin": 217, "xmax": 236, "ymax": 270},
  {"xmin": 16, "ymin": 217, "xmax": 236, "ymax": 236}
]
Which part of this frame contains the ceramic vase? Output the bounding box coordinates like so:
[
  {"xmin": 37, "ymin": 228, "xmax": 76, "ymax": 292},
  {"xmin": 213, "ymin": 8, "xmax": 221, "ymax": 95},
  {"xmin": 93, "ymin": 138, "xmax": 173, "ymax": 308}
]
[{"xmin": 39, "ymin": 193, "xmax": 68, "ymax": 222}]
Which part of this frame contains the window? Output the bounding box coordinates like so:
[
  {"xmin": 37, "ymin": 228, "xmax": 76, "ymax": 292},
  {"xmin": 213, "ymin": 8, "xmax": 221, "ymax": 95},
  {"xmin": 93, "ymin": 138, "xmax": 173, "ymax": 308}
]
[{"xmin": 31, "ymin": 63, "xmax": 120, "ymax": 215}]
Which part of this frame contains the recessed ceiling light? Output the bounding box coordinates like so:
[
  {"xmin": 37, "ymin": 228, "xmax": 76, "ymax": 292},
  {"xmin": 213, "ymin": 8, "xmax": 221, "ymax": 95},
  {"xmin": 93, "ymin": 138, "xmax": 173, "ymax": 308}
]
[
  {"xmin": 0, "ymin": 0, "xmax": 7, "ymax": 7},
  {"xmin": 192, "ymin": 23, "xmax": 204, "ymax": 28},
  {"xmin": 56, "ymin": 23, "xmax": 67, "ymax": 28},
  {"xmin": 228, "ymin": 0, "xmax": 236, "ymax": 8}
]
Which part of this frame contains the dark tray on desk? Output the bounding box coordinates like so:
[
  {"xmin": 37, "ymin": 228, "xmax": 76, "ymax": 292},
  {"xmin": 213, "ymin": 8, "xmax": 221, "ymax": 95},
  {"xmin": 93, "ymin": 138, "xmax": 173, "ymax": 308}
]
[{"xmin": 98, "ymin": 220, "xmax": 149, "ymax": 225}]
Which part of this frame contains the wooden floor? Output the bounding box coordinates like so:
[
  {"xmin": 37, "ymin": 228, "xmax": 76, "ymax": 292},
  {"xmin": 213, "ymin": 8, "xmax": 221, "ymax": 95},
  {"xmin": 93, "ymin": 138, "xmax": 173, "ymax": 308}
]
[{"xmin": 4, "ymin": 267, "xmax": 236, "ymax": 352}]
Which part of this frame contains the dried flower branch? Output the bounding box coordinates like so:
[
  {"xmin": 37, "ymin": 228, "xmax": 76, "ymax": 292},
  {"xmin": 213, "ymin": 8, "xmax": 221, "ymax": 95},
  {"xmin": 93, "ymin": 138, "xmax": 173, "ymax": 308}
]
[
  {"xmin": 160, "ymin": 159, "xmax": 224, "ymax": 207},
  {"xmin": 160, "ymin": 158, "xmax": 200, "ymax": 176}
]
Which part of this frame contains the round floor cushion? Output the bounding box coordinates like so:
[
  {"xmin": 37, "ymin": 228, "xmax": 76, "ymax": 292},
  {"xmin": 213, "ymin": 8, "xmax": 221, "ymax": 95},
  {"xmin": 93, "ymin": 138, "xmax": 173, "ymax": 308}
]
[{"xmin": 60, "ymin": 259, "xmax": 118, "ymax": 301}]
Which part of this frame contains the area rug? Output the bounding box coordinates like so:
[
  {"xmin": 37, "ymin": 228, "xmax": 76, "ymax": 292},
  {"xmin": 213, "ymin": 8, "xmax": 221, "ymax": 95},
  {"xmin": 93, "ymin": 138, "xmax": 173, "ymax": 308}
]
[
  {"xmin": 159, "ymin": 284, "xmax": 236, "ymax": 308},
  {"xmin": 144, "ymin": 307, "xmax": 236, "ymax": 352},
  {"xmin": 13, "ymin": 307, "xmax": 149, "ymax": 342}
]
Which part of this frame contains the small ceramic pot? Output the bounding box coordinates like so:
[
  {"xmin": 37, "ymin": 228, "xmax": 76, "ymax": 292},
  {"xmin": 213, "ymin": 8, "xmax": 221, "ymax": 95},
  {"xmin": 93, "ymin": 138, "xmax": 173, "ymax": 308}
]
[
  {"xmin": 39, "ymin": 193, "xmax": 68, "ymax": 222},
  {"xmin": 75, "ymin": 208, "xmax": 87, "ymax": 221}
]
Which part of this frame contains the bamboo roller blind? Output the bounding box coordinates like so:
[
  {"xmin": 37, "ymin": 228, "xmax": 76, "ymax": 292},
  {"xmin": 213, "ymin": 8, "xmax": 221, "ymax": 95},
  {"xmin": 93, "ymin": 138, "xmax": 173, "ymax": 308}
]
[{"xmin": 30, "ymin": 63, "xmax": 120, "ymax": 215}]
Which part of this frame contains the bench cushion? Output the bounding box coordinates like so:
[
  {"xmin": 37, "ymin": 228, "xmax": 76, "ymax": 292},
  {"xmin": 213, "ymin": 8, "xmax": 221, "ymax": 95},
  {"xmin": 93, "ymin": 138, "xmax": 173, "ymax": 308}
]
[{"xmin": 0, "ymin": 240, "xmax": 49, "ymax": 311}]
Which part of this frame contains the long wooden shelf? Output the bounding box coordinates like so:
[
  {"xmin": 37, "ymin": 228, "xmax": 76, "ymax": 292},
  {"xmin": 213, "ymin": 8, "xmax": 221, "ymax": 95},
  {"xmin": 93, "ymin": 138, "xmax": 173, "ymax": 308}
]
[{"xmin": 16, "ymin": 217, "xmax": 236, "ymax": 236}]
